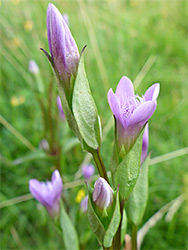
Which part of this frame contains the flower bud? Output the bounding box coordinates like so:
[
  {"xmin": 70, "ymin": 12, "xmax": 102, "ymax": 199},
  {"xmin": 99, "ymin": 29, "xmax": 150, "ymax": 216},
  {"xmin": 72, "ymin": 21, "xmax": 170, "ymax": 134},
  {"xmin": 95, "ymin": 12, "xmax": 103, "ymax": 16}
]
[
  {"xmin": 80, "ymin": 195, "xmax": 88, "ymax": 213},
  {"xmin": 93, "ymin": 177, "xmax": 114, "ymax": 210},
  {"xmin": 28, "ymin": 59, "xmax": 39, "ymax": 75},
  {"xmin": 47, "ymin": 3, "xmax": 80, "ymax": 90},
  {"xmin": 39, "ymin": 139, "xmax": 50, "ymax": 152},
  {"xmin": 82, "ymin": 164, "xmax": 95, "ymax": 180},
  {"xmin": 141, "ymin": 123, "xmax": 149, "ymax": 164},
  {"xmin": 29, "ymin": 170, "xmax": 63, "ymax": 217},
  {"xmin": 57, "ymin": 96, "xmax": 65, "ymax": 119}
]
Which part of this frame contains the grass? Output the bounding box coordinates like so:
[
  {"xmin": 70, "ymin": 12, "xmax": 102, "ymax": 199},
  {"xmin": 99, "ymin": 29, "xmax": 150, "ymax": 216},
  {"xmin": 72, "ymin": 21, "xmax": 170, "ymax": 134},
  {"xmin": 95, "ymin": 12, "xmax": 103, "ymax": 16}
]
[{"xmin": 0, "ymin": 0, "xmax": 188, "ymax": 249}]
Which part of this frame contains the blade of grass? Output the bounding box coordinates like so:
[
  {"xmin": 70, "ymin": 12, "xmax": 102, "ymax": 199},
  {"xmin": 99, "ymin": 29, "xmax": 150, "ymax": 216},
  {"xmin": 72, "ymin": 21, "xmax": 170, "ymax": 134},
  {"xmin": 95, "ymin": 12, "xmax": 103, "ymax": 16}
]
[
  {"xmin": 0, "ymin": 115, "xmax": 35, "ymax": 151},
  {"xmin": 134, "ymin": 55, "xmax": 156, "ymax": 90},
  {"xmin": 78, "ymin": 0, "xmax": 110, "ymax": 92},
  {"xmin": 150, "ymin": 147, "xmax": 188, "ymax": 165}
]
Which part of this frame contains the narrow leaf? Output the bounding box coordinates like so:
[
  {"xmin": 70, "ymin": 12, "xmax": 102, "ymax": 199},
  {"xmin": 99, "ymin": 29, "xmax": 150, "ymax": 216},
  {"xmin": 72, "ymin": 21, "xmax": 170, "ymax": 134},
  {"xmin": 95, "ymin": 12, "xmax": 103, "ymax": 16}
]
[
  {"xmin": 60, "ymin": 203, "xmax": 79, "ymax": 250},
  {"xmin": 126, "ymin": 156, "xmax": 150, "ymax": 226},
  {"xmin": 86, "ymin": 184, "xmax": 106, "ymax": 245},
  {"xmin": 72, "ymin": 55, "xmax": 101, "ymax": 150},
  {"xmin": 103, "ymin": 189, "xmax": 121, "ymax": 248}
]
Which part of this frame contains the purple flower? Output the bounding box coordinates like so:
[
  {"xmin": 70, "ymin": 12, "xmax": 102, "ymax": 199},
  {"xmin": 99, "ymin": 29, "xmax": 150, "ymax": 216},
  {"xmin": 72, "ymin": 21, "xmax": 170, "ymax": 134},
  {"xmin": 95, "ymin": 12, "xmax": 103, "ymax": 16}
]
[
  {"xmin": 29, "ymin": 170, "xmax": 63, "ymax": 217},
  {"xmin": 141, "ymin": 123, "xmax": 149, "ymax": 164},
  {"xmin": 47, "ymin": 3, "xmax": 80, "ymax": 88},
  {"xmin": 82, "ymin": 164, "xmax": 95, "ymax": 180},
  {"xmin": 108, "ymin": 76, "xmax": 159, "ymax": 153},
  {"xmin": 57, "ymin": 96, "xmax": 65, "ymax": 119},
  {"xmin": 28, "ymin": 59, "xmax": 39, "ymax": 75},
  {"xmin": 80, "ymin": 195, "xmax": 88, "ymax": 213},
  {"xmin": 93, "ymin": 177, "xmax": 114, "ymax": 210}
]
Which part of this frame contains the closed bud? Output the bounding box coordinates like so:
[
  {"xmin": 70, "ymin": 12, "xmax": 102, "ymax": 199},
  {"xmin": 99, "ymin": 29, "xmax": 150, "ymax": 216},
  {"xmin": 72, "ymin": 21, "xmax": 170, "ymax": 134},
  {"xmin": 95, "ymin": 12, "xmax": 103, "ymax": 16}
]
[
  {"xmin": 93, "ymin": 177, "xmax": 114, "ymax": 210},
  {"xmin": 80, "ymin": 195, "xmax": 88, "ymax": 213},
  {"xmin": 47, "ymin": 3, "xmax": 80, "ymax": 91},
  {"xmin": 141, "ymin": 123, "xmax": 149, "ymax": 164}
]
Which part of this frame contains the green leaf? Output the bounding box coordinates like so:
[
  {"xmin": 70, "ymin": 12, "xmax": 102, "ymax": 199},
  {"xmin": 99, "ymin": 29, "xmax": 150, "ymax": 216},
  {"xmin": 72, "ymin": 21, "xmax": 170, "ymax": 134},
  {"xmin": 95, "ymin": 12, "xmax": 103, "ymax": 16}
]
[
  {"xmin": 86, "ymin": 184, "xmax": 106, "ymax": 245},
  {"xmin": 126, "ymin": 156, "xmax": 150, "ymax": 226},
  {"xmin": 114, "ymin": 130, "xmax": 144, "ymax": 199},
  {"xmin": 60, "ymin": 203, "xmax": 79, "ymax": 250},
  {"xmin": 72, "ymin": 55, "xmax": 101, "ymax": 150},
  {"xmin": 103, "ymin": 189, "xmax": 121, "ymax": 248}
]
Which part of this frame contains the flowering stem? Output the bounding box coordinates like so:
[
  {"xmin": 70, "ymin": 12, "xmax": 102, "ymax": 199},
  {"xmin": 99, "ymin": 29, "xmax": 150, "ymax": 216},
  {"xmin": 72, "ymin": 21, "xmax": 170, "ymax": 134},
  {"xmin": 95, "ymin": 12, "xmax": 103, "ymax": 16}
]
[
  {"xmin": 92, "ymin": 149, "xmax": 109, "ymax": 183},
  {"xmin": 131, "ymin": 224, "xmax": 138, "ymax": 250}
]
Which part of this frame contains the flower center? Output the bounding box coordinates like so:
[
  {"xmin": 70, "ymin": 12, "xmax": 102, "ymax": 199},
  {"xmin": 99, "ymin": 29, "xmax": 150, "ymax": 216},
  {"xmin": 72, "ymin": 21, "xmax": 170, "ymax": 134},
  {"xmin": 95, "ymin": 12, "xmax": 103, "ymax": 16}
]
[{"xmin": 122, "ymin": 95, "xmax": 144, "ymax": 118}]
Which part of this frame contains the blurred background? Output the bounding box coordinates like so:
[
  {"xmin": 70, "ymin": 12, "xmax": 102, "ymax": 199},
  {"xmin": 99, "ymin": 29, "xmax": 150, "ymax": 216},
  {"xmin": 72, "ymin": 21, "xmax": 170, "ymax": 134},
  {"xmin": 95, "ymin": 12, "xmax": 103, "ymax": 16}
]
[{"xmin": 0, "ymin": 0, "xmax": 187, "ymax": 249}]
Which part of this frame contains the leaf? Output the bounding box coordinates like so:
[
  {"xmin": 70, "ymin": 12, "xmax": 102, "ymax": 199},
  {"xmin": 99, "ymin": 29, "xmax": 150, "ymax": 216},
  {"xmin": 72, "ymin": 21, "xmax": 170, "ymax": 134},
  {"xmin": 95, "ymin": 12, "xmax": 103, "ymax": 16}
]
[
  {"xmin": 86, "ymin": 184, "xmax": 106, "ymax": 245},
  {"xmin": 126, "ymin": 156, "xmax": 150, "ymax": 226},
  {"xmin": 72, "ymin": 55, "xmax": 101, "ymax": 150},
  {"xmin": 103, "ymin": 189, "xmax": 121, "ymax": 248},
  {"xmin": 114, "ymin": 130, "xmax": 144, "ymax": 199},
  {"xmin": 60, "ymin": 203, "xmax": 79, "ymax": 250}
]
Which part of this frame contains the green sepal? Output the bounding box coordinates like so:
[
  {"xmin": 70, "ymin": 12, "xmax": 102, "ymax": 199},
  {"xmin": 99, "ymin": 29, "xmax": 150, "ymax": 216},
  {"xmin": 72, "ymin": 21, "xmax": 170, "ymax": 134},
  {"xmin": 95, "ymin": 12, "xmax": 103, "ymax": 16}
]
[
  {"xmin": 126, "ymin": 155, "xmax": 150, "ymax": 226},
  {"xmin": 72, "ymin": 54, "xmax": 101, "ymax": 150},
  {"xmin": 60, "ymin": 202, "xmax": 79, "ymax": 250},
  {"xmin": 86, "ymin": 184, "xmax": 121, "ymax": 247},
  {"xmin": 114, "ymin": 129, "xmax": 144, "ymax": 199},
  {"xmin": 103, "ymin": 188, "xmax": 121, "ymax": 248},
  {"xmin": 86, "ymin": 184, "xmax": 106, "ymax": 245}
]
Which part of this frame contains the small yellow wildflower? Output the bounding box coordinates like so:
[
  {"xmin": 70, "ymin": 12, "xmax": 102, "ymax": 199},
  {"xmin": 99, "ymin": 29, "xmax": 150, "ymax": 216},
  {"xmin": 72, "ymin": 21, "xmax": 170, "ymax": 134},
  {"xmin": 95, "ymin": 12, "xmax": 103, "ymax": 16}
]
[
  {"xmin": 75, "ymin": 189, "xmax": 85, "ymax": 203},
  {"xmin": 10, "ymin": 96, "xmax": 25, "ymax": 107},
  {"xmin": 24, "ymin": 21, "xmax": 33, "ymax": 31},
  {"xmin": 10, "ymin": 97, "xmax": 19, "ymax": 107},
  {"xmin": 12, "ymin": 37, "xmax": 21, "ymax": 48}
]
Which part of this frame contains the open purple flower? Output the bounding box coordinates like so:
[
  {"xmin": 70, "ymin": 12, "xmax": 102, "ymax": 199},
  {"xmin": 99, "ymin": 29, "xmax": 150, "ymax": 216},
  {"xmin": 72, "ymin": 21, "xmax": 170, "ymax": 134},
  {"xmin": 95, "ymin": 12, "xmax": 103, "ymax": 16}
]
[
  {"xmin": 57, "ymin": 96, "xmax": 65, "ymax": 119},
  {"xmin": 29, "ymin": 170, "xmax": 63, "ymax": 217},
  {"xmin": 82, "ymin": 164, "xmax": 95, "ymax": 180},
  {"xmin": 141, "ymin": 123, "xmax": 149, "ymax": 164},
  {"xmin": 47, "ymin": 3, "xmax": 80, "ymax": 89},
  {"xmin": 108, "ymin": 76, "xmax": 159, "ymax": 153},
  {"xmin": 93, "ymin": 177, "xmax": 114, "ymax": 210}
]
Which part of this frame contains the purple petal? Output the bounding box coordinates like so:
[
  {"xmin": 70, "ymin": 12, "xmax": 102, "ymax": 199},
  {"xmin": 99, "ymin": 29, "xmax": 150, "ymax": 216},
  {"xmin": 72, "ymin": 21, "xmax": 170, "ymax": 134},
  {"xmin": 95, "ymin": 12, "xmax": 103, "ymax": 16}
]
[
  {"xmin": 51, "ymin": 170, "xmax": 61, "ymax": 183},
  {"xmin": 108, "ymin": 88, "xmax": 122, "ymax": 122},
  {"xmin": 115, "ymin": 76, "xmax": 135, "ymax": 102},
  {"xmin": 29, "ymin": 179, "xmax": 47, "ymax": 206},
  {"xmin": 82, "ymin": 164, "xmax": 95, "ymax": 180},
  {"xmin": 144, "ymin": 83, "xmax": 160, "ymax": 101},
  {"xmin": 128, "ymin": 101, "xmax": 156, "ymax": 126}
]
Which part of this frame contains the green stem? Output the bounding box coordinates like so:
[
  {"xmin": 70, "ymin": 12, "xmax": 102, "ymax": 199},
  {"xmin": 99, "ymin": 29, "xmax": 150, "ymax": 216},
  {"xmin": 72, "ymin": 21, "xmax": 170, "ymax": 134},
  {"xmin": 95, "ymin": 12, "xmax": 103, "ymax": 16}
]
[
  {"xmin": 92, "ymin": 149, "xmax": 109, "ymax": 183},
  {"xmin": 131, "ymin": 224, "xmax": 138, "ymax": 250}
]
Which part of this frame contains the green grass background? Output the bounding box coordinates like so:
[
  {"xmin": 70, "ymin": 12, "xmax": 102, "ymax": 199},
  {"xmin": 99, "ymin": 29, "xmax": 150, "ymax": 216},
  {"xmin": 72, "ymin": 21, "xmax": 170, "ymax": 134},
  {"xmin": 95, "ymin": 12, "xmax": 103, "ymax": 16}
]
[{"xmin": 0, "ymin": 0, "xmax": 188, "ymax": 249}]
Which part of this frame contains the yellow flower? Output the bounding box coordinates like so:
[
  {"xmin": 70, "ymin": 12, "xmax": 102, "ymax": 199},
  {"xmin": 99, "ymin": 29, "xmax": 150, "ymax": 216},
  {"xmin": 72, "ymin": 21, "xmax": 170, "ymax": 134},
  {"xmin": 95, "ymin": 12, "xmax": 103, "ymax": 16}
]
[
  {"xmin": 12, "ymin": 37, "xmax": 21, "ymax": 48},
  {"xmin": 10, "ymin": 96, "xmax": 25, "ymax": 107},
  {"xmin": 24, "ymin": 21, "xmax": 33, "ymax": 31},
  {"xmin": 75, "ymin": 189, "xmax": 85, "ymax": 203}
]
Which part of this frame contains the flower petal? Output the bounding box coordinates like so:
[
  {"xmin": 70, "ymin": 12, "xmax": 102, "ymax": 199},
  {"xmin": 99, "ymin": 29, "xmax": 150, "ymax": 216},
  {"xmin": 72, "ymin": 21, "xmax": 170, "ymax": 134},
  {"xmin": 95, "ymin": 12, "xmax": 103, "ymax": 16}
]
[
  {"xmin": 144, "ymin": 83, "xmax": 160, "ymax": 101},
  {"xmin": 29, "ymin": 179, "xmax": 47, "ymax": 206},
  {"xmin": 108, "ymin": 88, "xmax": 122, "ymax": 122},
  {"xmin": 128, "ymin": 101, "xmax": 157, "ymax": 126},
  {"xmin": 115, "ymin": 76, "xmax": 135, "ymax": 102}
]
